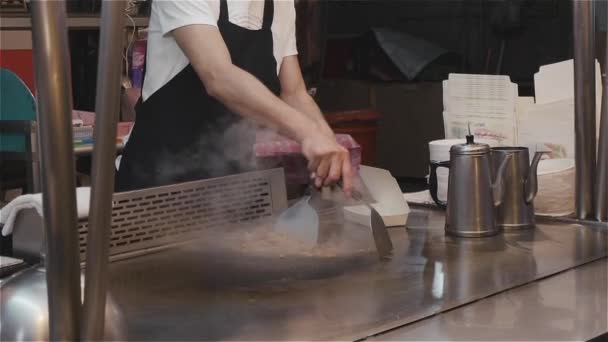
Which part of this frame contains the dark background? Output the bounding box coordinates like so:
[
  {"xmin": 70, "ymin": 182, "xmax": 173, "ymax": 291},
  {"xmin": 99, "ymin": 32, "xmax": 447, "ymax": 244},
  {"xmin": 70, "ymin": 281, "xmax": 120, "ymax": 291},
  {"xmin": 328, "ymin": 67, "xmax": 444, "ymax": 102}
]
[
  {"xmin": 318, "ymin": 0, "xmax": 574, "ymax": 95},
  {"xmin": 71, "ymin": 0, "xmax": 585, "ymax": 111},
  {"xmin": 65, "ymin": 0, "xmax": 605, "ymax": 180}
]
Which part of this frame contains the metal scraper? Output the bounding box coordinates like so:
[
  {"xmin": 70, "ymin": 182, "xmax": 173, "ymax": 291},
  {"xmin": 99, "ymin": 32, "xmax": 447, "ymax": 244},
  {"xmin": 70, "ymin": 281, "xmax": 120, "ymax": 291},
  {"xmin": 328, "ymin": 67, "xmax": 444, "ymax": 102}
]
[
  {"xmin": 274, "ymin": 186, "xmax": 320, "ymax": 247},
  {"xmin": 338, "ymin": 182, "xmax": 394, "ymax": 260}
]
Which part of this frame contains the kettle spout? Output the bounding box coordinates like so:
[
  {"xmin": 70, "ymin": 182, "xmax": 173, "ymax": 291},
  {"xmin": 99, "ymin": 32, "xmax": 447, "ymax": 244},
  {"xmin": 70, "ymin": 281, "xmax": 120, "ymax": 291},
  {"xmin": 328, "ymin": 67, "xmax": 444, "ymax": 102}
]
[
  {"xmin": 492, "ymin": 153, "xmax": 513, "ymax": 207},
  {"xmin": 524, "ymin": 152, "xmax": 545, "ymax": 204}
]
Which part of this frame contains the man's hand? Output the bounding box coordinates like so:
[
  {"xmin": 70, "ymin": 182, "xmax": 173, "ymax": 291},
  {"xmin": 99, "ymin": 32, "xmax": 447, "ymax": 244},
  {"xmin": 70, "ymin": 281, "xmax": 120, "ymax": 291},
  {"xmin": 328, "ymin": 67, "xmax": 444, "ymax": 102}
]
[
  {"xmin": 301, "ymin": 131, "xmax": 353, "ymax": 194},
  {"xmin": 279, "ymin": 57, "xmax": 353, "ymax": 190}
]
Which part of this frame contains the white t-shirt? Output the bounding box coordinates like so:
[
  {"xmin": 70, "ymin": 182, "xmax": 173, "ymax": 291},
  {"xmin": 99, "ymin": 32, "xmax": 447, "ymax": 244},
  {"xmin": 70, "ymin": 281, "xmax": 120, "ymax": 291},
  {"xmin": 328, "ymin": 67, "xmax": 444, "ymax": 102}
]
[{"xmin": 142, "ymin": 0, "xmax": 298, "ymax": 101}]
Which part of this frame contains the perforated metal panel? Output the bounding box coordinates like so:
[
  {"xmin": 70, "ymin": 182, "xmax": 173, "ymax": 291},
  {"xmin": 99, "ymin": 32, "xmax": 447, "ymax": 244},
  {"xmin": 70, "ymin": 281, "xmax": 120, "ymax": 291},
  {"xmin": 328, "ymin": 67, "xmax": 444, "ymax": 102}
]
[{"xmin": 77, "ymin": 169, "xmax": 287, "ymax": 260}]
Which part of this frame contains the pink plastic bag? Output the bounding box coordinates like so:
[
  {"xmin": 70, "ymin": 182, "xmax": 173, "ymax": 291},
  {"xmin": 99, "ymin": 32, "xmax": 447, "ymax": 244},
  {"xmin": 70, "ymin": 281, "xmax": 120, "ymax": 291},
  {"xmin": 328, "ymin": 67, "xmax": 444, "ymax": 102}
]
[
  {"xmin": 72, "ymin": 110, "xmax": 96, "ymax": 126},
  {"xmin": 254, "ymin": 132, "xmax": 361, "ymax": 184},
  {"xmin": 71, "ymin": 110, "xmax": 134, "ymax": 141}
]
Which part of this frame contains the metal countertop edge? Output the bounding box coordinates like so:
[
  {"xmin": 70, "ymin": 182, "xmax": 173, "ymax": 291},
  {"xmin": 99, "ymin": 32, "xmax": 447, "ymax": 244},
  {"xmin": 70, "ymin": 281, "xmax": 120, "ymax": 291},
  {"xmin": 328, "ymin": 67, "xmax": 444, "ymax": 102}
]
[{"xmin": 352, "ymin": 255, "xmax": 608, "ymax": 342}]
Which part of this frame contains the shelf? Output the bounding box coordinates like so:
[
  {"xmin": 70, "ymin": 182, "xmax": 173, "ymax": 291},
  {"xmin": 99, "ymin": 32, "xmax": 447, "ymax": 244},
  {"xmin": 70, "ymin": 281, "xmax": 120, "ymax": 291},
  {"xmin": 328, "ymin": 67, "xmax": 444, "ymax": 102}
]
[{"xmin": 0, "ymin": 15, "xmax": 148, "ymax": 29}]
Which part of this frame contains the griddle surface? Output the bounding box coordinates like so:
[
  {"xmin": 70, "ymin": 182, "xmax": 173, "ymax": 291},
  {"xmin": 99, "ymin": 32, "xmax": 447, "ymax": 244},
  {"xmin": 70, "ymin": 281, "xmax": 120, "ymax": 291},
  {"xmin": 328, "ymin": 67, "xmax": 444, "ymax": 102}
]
[{"xmin": 108, "ymin": 208, "xmax": 608, "ymax": 340}]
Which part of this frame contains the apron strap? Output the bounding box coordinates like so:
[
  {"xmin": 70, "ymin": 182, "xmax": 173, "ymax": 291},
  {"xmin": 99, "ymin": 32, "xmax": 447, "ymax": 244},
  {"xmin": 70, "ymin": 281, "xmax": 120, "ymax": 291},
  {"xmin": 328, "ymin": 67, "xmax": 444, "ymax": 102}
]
[
  {"xmin": 219, "ymin": 0, "xmax": 229, "ymax": 24},
  {"xmin": 262, "ymin": 0, "xmax": 274, "ymax": 30},
  {"xmin": 218, "ymin": 0, "xmax": 274, "ymax": 30}
]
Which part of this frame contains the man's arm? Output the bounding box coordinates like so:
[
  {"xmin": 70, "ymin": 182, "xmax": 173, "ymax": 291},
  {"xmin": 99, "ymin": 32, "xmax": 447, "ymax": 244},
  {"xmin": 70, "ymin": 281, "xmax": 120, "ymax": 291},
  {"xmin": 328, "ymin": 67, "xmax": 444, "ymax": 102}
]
[
  {"xmin": 279, "ymin": 56, "xmax": 334, "ymax": 138},
  {"xmin": 172, "ymin": 24, "xmax": 352, "ymax": 191},
  {"xmin": 173, "ymin": 25, "xmax": 314, "ymax": 143}
]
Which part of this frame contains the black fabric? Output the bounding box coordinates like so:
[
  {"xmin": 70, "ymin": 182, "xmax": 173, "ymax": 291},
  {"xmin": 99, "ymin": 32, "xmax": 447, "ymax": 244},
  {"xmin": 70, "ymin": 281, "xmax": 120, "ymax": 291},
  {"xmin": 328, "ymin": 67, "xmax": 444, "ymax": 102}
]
[{"xmin": 116, "ymin": 0, "xmax": 280, "ymax": 191}]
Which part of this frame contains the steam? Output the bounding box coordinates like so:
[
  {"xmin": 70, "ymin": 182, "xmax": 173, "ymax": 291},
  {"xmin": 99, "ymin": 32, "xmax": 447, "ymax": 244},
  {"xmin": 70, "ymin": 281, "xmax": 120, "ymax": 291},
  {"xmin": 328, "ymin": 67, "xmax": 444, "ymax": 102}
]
[{"xmin": 151, "ymin": 118, "xmax": 263, "ymax": 186}]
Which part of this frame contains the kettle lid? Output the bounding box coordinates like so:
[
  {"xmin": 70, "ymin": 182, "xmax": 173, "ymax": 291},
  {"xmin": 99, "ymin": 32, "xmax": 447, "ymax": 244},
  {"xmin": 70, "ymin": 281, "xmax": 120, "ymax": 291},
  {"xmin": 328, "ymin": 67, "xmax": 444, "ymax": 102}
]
[{"xmin": 450, "ymin": 129, "xmax": 490, "ymax": 155}]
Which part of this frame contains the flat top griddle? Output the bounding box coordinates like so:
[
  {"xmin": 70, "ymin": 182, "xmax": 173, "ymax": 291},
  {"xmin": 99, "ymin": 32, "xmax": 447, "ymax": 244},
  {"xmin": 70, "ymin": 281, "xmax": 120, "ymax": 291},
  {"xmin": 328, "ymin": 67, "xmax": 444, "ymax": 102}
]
[{"xmin": 107, "ymin": 207, "xmax": 608, "ymax": 341}]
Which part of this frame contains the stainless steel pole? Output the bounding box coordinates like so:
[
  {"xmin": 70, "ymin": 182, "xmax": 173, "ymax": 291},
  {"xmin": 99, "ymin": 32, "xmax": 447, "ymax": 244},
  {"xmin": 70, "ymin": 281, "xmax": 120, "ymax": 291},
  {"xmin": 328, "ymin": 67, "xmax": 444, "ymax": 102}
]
[
  {"xmin": 29, "ymin": 123, "xmax": 42, "ymax": 193},
  {"xmin": 573, "ymin": 0, "xmax": 597, "ymax": 220},
  {"xmin": 595, "ymin": 35, "xmax": 608, "ymax": 222},
  {"xmin": 82, "ymin": 0, "xmax": 126, "ymax": 339},
  {"xmin": 29, "ymin": 0, "xmax": 81, "ymax": 340}
]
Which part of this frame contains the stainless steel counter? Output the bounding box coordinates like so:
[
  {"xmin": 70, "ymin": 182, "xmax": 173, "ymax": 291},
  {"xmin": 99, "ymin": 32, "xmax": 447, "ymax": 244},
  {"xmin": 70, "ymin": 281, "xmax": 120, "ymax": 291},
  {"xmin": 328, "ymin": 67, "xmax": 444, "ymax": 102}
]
[
  {"xmin": 374, "ymin": 257, "xmax": 607, "ymax": 341},
  {"xmin": 106, "ymin": 207, "xmax": 607, "ymax": 341}
]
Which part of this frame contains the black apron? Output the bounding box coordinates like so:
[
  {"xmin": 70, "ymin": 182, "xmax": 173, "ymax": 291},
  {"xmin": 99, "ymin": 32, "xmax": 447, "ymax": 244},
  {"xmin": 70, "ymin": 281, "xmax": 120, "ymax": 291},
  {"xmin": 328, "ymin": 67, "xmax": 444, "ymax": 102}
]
[{"xmin": 116, "ymin": 0, "xmax": 280, "ymax": 192}]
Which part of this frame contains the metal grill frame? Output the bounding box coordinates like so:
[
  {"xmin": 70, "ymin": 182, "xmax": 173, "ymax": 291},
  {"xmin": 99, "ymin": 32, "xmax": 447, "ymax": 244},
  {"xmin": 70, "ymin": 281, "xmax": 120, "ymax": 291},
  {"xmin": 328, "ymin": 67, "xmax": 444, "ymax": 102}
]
[{"xmin": 77, "ymin": 168, "xmax": 287, "ymax": 261}]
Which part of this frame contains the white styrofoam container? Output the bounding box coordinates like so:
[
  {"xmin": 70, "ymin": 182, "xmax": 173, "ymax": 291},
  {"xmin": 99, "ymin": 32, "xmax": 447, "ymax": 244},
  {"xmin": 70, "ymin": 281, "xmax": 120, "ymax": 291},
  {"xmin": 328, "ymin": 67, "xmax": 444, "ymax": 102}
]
[
  {"xmin": 344, "ymin": 166, "xmax": 410, "ymax": 227},
  {"xmin": 535, "ymin": 159, "xmax": 575, "ymax": 217}
]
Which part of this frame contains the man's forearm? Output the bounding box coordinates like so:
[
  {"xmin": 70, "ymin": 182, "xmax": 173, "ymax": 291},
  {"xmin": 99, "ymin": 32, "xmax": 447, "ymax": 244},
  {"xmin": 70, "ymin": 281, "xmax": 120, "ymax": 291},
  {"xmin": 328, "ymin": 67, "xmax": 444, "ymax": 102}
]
[
  {"xmin": 173, "ymin": 25, "xmax": 318, "ymax": 143},
  {"xmin": 205, "ymin": 64, "xmax": 318, "ymax": 142},
  {"xmin": 282, "ymin": 90, "xmax": 334, "ymax": 137}
]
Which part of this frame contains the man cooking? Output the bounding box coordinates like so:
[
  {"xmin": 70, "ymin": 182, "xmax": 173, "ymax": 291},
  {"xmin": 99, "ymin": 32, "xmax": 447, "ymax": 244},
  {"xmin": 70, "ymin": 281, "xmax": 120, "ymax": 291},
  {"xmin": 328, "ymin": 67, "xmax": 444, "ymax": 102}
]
[{"xmin": 115, "ymin": 0, "xmax": 353, "ymax": 194}]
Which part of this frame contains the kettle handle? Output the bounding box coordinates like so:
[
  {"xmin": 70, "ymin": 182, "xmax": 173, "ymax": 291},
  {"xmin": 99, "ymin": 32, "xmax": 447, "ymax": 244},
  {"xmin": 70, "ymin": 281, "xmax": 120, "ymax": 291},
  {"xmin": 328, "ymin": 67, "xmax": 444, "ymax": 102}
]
[
  {"xmin": 429, "ymin": 160, "xmax": 450, "ymax": 209},
  {"xmin": 524, "ymin": 151, "xmax": 545, "ymax": 204}
]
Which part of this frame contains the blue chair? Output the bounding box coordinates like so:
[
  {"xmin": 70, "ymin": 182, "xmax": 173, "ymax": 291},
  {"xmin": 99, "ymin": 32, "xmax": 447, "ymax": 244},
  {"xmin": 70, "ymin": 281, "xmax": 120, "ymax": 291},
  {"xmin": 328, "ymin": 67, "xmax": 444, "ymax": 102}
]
[{"xmin": 0, "ymin": 68, "xmax": 39, "ymax": 194}]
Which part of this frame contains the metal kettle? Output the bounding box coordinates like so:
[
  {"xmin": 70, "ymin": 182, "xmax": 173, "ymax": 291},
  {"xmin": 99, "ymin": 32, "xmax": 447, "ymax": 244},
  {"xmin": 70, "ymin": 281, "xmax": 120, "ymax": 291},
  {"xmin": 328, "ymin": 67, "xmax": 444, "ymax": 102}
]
[
  {"xmin": 492, "ymin": 147, "xmax": 545, "ymax": 229},
  {"xmin": 430, "ymin": 134, "xmax": 512, "ymax": 237}
]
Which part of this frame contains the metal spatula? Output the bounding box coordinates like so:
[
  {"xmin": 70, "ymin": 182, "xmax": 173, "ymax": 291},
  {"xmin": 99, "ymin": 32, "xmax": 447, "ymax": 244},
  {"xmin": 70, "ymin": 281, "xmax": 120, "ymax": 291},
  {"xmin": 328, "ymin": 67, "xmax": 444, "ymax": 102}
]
[
  {"xmin": 351, "ymin": 188, "xmax": 393, "ymax": 260},
  {"xmin": 274, "ymin": 187, "xmax": 320, "ymax": 247}
]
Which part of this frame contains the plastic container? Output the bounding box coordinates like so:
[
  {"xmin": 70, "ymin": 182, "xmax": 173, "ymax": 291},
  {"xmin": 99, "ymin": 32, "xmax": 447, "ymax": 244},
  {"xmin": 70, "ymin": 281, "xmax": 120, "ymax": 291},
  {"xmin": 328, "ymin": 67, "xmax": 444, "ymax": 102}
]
[
  {"xmin": 535, "ymin": 159, "xmax": 575, "ymax": 217},
  {"xmin": 254, "ymin": 132, "xmax": 361, "ymax": 184}
]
